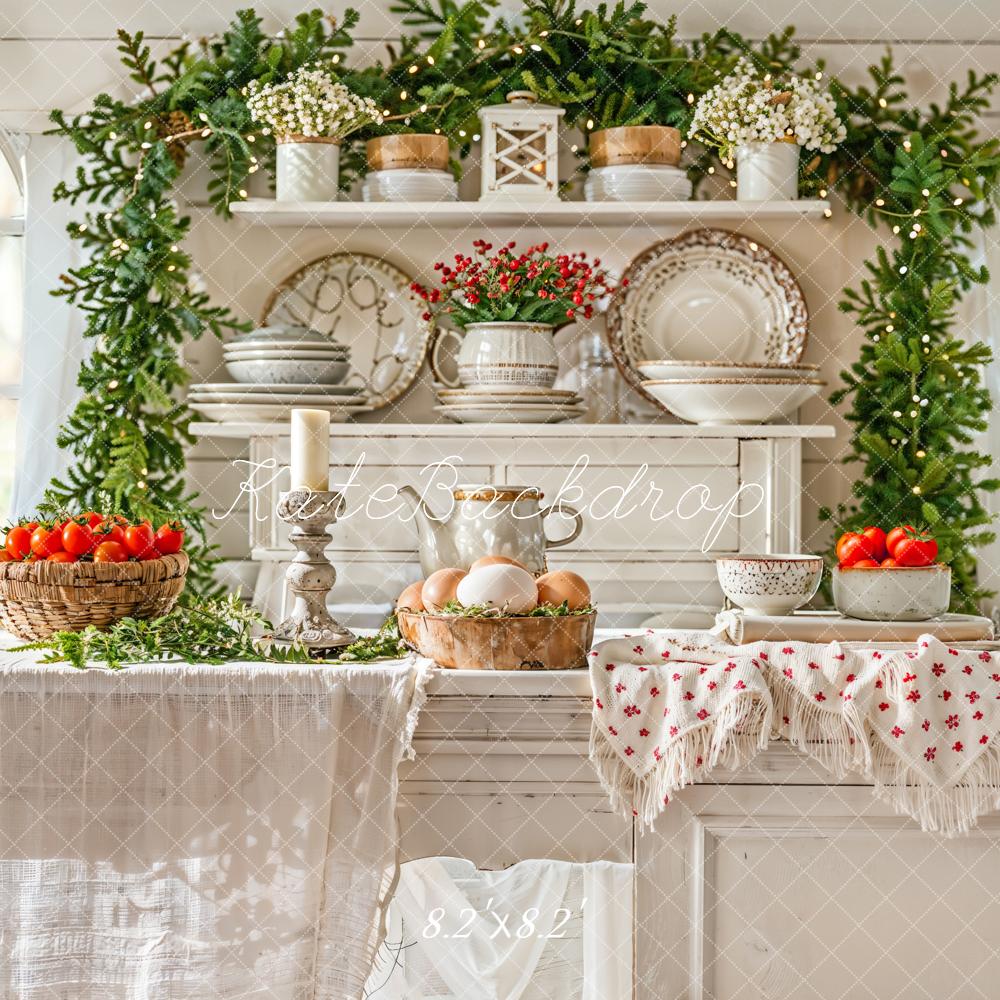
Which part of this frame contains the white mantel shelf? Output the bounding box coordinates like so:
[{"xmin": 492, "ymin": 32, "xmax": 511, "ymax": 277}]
[
  {"xmin": 190, "ymin": 421, "xmax": 836, "ymax": 440},
  {"xmin": 228, "ymin": 198, "xmax": 831, "ymax": 228}
]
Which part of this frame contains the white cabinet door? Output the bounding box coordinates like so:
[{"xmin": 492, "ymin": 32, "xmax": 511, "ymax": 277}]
[{"xmin": 636, "ymin": 777, "xmax": 1000, "ymax": 1000}]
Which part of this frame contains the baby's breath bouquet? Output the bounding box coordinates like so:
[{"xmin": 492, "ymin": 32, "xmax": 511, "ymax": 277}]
[
  {"xmin": 689, "ymin": 59, "xmax": 846, "ymax": 162},
  {"xmin": 245, "ymin": 63, "xmax": 382, "ymax": 141}
]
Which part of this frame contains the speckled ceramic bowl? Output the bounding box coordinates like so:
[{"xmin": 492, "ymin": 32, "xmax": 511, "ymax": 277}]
[
  {"xmin": 716, "ymin": 554, "xmax": 824, "ymax": 615},
  {"xmin": 833, "ymin": 564, "xmax": 951, "ymax": 621}
]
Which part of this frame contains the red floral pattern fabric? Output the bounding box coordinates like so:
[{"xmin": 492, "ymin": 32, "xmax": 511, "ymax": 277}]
[{"xmin": 589, "ymin": 631, "xmax": 1000, "ymax": 835}]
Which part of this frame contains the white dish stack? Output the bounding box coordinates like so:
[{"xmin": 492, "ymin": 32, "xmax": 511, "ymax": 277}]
[
  {"xmin": 610, "ymin": 230, "xmax": 823, "ymax": 424},
  {"xmin": 637, "ymin": 361, "xmax": 824, "ymax": 425},
  {"xmin": 434, "ymin": 386, "xmax": 587, "ymax": 424},
  {"xmin": 584, "ymin": 165, "xmax": 691, "ymax": 202},
  {"xmin": 432, "ymin": 323, "xmax": 586, "ymax": 424},
  {"xmin": 362, "ymin": 169, "xmax": 458, "ymax": 203},
  {"xmin": 189, "ymin": 326, "xmax": 371, "ymax": 422}
]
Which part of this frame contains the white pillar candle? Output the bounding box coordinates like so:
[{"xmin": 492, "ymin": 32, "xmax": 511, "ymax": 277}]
[{"xmin": 290, "ymin": 408, "xmax": 330, "ymax": 492}]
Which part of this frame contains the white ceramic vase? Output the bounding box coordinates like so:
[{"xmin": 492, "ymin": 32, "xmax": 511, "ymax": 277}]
[
  {"xmin": 456, "ymin": 322, "xmax": 560, "ymax": 388},
  {"xmin": 735, "ymin": 140, "xmax": 799, "ymax": 201},
  {"xmin": 276, "ymin": 138, "xmax": 340, "ymax": 201}
]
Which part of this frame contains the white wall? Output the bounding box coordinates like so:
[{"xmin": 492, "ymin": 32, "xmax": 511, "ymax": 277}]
[{"xmin": 2, "ymin": 1, "xmax": 998, "ymax": 579}]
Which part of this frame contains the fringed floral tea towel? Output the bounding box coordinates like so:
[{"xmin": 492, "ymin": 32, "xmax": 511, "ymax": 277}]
[{"xmin": 589, "ymin": 631, "xmax": 1000, "ymax": 836}]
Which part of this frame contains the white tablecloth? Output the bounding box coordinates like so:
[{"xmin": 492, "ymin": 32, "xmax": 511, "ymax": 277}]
[{"xmin": 0, "ymin": 647, "xmax": 431, "ymax": 1000}]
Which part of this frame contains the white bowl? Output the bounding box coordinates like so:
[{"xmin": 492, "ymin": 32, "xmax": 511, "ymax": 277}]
[
  {"xmin": 637, "ymin": 360, "xmax": 821, "ymax": 381},
  {"xmin": 833, "ymin": 565, "xmax": 951, "ymax": 621},
  {"xmin": 234, "ymin": 325, "xmax": 334, "ymax": 344},
  {"xmin": 225, "ymin": 357, "xmax": 351, "ymax": 385},
  {"xmin": 584, "ymin": 165, "xmax": 692, "ymax": 202},
  {"xmin": 224, "ymin": 342, "xmax": 348, "ymax": 356},
  {"xmin": 190, "ymin": 382, "xmax": 356, "ymax": 396},
  {"xmin": 716, "ymin": 554, "xmax": 823, "ymax": 615},
  {"xmin": 641, "ymin": 377, "xmax": 824, "ymax": 424}
]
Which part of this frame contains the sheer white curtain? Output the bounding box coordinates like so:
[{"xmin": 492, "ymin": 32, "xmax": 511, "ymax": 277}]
[
  {"xmin": 962, "ymin": 227, "xmax": 1000, "ymax": 617},
  {"xmin": 10, "ymin": 132, "xmax": 87, "ymax": 516},
  {"xmin": 364, "ymin": 857, "xmax": 633, "ymax": 1000}
]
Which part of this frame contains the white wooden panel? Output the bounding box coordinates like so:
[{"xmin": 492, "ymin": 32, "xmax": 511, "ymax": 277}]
[
  {"xmin": 397, "ymin": 792, "xmax": 631, "ymax": 868},
  {"xmin": 5, "ymin": 3, "xmax": 1000, "ymax": 46},
  {"xmin": 509, "ymin": 463, "xmax": 741, "ymax": 553},
  {"xmin": 506, "ymin": 437, "xmax": 737, "ymax": 468},
  {"xmin": 11, "ymin": 0, "xmax": 1000, "ymax": 47},
  {"xmin": 0, "ymin": 5, "xmax": 402, "ymax": 46}
]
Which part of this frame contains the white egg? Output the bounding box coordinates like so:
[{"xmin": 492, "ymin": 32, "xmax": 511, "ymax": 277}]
[{"xmin": 456, "ymin": 563, "xmax": 538, "ymax": 613}]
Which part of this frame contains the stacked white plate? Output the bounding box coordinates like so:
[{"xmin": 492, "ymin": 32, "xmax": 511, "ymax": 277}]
[
  {"xmin": 584, "ymin": 165, "xmax": 691, "ymax": 202},
  {"xmin": 434, "ymin": 386, "xmax": 586, "ymax": 424},
  {"xmin": 362, "ymin": 169, "xmax": 458, "ymax": 203},
  {"xmin": 635, "ymin": 360, "xmax": 823, "ymax": 425},
  {"xmin": 223, "ymin": 326, "xmax": 351, "ymax": 385},
  {"xmin": 188, "ymin": 382, "xmax": 371, "ymax": 423}
]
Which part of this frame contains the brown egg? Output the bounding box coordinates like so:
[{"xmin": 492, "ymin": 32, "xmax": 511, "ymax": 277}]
[
  {"xmin": 535, "ymin": 570, "xmax": 592, "ymax": 611},
  {"xmin": 469, "ymin": 554, "xmax": 528, "ymax": 573},
  {"xmin": 396, "ymin": 581, "xmax": 425, "ymax": 612},
  {"xmin": 421, "ymin": 568, "xmax": 468, "ymax": 612}
]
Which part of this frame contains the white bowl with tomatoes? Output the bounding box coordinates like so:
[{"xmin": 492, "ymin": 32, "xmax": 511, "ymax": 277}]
[{"xmin": 833, "ymin": 525, "xmax": 949, "ymax": 621}]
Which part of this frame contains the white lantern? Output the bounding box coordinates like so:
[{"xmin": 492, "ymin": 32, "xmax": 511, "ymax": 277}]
[{"xmin": 477, "ymin": 91, "xmax": 565, "ymax": 203}]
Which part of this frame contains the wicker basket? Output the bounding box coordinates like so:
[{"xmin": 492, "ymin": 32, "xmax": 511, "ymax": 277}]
[
  {"xmin": 0, "ymin": 552, "xmax": 189, "ymax": 640},
  {"xmin": 397, "ymin": 610, "xmax": 596, "ymax": 670}
]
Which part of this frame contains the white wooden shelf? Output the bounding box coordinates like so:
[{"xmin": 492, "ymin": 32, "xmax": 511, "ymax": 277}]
[
  {"xmin": 190, "ymin": 421, "xmax": 835, "ymax": 441},
  {"xmin": 228, "ymin": 198, "xmax": 831, "ymax": 228},
  {"xmin": 0, "ymin": 217, "xmax": 24, "ymax": 236}
]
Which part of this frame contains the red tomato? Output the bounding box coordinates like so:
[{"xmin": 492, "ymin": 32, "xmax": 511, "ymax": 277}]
[
  {"xmin": 82, "ymin": 511, "xmax": 104, "ymax": 528},
  {"xmin": 886, "ymin": 525, "xmax": 916, "ymax": 558},
  {"xmin": 838, "ymin": 533, "xmax": 879, "ymax": 567},
  {"xmin": 94, "ymin": 520, "xmax": 127, "ymax": 546},
  {"xmin": 154, "ymin": 521, "xmax": 184, "ymax": 554},
  {"xmin": 852, "ymin": 558, "xmax": 880, "ymax": 568},
  {"xmin": 30, "ymin": 525, "xmax": 64, "ymax": 559},
  {"xmin": 0, "ymin": 551, "xmax": 11, "ymax": 563},
  {"xmin": 835, "ymin": 532, "xmax": 859, "ymax": 563},
  {"xmin": 124, "ymin": 522, "xmax": 158, "ymax": 560},
  {"xmin": 4, "ymin": 525, "xmax": 31, "ymax": 561},
  {"xmin": 93, "ymin": 540, "xmax": 128, "ymax": 563},
  {"xmin": 861, "ymin": 526, "xmax": 888, "ymax": 562},
  {"xmin": 894, "ymin": 532, "xmax": 938, "ymax": 567},
  {"xmin": 62, "ymin": 518, "xmax": 96, "ymax": 556},
  {"xmin": 47, "ymin": 551, "xmax": 77, "ymax": 563},
  {"xmin": 881, "ymin": 557, "xmax": 899, "ymax": 567},
  {"xmin": 23, "ymin": 521, "xmax": 38, "ymax": 534}
]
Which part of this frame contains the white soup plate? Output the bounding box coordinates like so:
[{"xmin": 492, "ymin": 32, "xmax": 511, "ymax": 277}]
[
  {"xmin": 190, "ymin": 401, "xmax": 370, "ymax": 422},
  {"xmin": 637, "ymin": 360, "xmax": 820, "ymax": 381},
  {"xmin": 435, "ymin": 402, "xmax": 586, "ymax": 424},
  {"xmin": 640, "ymin": 377, "xmax": 824, "ymax": 424}
]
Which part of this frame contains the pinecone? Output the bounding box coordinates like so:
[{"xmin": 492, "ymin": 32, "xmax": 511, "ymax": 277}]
[{"xmin": 157, "ymin": 110, "xmax": 193, "ymax": 169}]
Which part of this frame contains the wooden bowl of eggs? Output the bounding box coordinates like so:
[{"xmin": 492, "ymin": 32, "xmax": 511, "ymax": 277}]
[{"xmin": 395, "ymin": 556, "xmax": 596, "ymax": 670}]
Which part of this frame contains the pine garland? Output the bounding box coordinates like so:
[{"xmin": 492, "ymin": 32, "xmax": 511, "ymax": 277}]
[
  {"xmin": 46, "ymin": 10, "xmax": 360, "ymax": 593},
  {"xmin": 819, "ymin": 64, "xmax": 1000, "ymax": 610}
]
